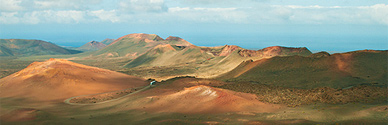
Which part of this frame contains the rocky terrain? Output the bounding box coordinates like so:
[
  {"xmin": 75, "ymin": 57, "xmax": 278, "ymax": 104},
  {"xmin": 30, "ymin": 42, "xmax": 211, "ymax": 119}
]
[{"xmin": 218, "ymin": 82, "xmax": 388, "ymax": 107}]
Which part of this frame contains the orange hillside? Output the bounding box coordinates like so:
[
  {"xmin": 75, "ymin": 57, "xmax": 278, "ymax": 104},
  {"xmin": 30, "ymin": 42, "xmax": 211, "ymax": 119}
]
[{"xmin": 0, "ymin": 58, "xmax": 148, "ymax": 101}]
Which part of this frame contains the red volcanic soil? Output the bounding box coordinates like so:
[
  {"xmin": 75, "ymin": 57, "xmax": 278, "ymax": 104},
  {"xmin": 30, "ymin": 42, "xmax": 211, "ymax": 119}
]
[
  {"xmin": 152, "ymin": 44, "xmax": 176, "ymax": 52},
  {"xmin": 131, "ymin": 78, "xmax": 283, "ymax": 114},
  {"xmin": 219, "ymin": 45, "xmax": 241, "ymax": 56},
  {"xmin": 238, "ymin": 46, "xmax": 311, "ymax": 57},
  {"xmin": 139, "ymin": 85, "xmax": 282, "ymax": 114},
  {"xmin": 165, "ymin": 36, "xmax": 193, "ymax": 46},
  {"xmin": 111, "ymin": 33, "xmax": 164, "ymax": 45},
  {"xmin": 0, "ymin": 58, "xmax": 148, "ymax": 101},
  {"xmin": 0, "ymin": 108, "xmax": 39, "ymax": 122}
]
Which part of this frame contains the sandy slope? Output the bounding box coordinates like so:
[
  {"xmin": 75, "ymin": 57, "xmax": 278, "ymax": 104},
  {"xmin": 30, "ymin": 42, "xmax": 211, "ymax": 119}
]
[
  {"xmin": 138, "ymin": 85, "xmax": 283, "ymax": 114},
  {"xmin": 0, "ymin": 58, "xmax": 148, "ymax": 101},
  {"xmin": 96, "ymin": 78, "xmax": 285, "ymax": 114}
]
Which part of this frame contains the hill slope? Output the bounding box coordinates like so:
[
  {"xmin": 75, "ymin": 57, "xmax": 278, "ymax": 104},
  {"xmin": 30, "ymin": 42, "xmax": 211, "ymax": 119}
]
[
  {"xmin": 125, "ymin": 45, "xmax": 213, "ymax": 68},
  {"xmin": 100, "ymin": 38, "xmax": 115, "ymax": 45},
  {"xmin": 196, "ymin": 46, "xmax": 313, "ymax": 78},
  {"xmin": 218, "ymin": 50, "xmax": 388, "ymax": 89},
  {"xmin": 123, "ymin": 44, "xmax": 312, "ymax": 80},
  {"xmin": 77, "ymin": 41, "xmax": 107, "ymax": 51},
  {"xmin": 0, "ymin": 45, "xmax": 14, "ymax": 56},
  {"xmin": 0, "ymin": 58, "xmax": 148, "ymax": 101},
  {"xmin": 138, "ymin": 85, "xmax": 282, "ymax": 114},
  {"xmin": 0, "ymin": 39, "xmax": 81, "ymax": 56}
]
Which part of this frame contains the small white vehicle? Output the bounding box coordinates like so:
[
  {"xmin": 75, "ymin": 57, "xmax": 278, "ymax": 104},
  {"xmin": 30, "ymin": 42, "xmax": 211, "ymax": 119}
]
[{"xmin": 150, "ymin": 81, "xmax": 156, "ymax": 85}]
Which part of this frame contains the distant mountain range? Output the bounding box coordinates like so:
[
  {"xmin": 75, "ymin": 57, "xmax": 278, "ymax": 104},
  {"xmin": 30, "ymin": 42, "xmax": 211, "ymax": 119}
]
[
  {"xmin": 90, "ymin": 34, "xmax": 193, "ymax": 58},
  {"xmin": 0, "ymin": 33, "xmax": 386, "ymax": 124},
  {"xmin": 0, "ymin": 33, "xmax": 386, "ymax": 101},
  {"xmin": 1, "ymin": 33, "xmax": 386, "ymax": 89},
  {"xmin": 87, "ymin": 33, "xmax": 310, "ymax": 79},
  {"xmin": 0, "ymin": 39, "xmax": 81, "ymax": 56}
]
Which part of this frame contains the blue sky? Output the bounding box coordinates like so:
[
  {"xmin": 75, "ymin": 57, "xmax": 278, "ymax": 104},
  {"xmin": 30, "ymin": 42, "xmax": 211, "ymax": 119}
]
[{"xmin": 0, "ymin": 0, "xmax": 387, "ymax": 52}]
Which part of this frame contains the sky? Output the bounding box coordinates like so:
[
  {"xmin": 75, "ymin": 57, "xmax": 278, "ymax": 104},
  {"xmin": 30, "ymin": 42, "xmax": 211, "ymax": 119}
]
[{"xmin": 0, "ymin": 0, "xmax": 387, "ymax": 52}]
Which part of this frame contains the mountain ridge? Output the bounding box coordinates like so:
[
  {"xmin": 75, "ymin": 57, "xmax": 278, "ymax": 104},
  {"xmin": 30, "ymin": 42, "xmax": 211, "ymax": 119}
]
[{"xmin": 0, "ymin": 39, "xmax": 81, "ymax": 56}]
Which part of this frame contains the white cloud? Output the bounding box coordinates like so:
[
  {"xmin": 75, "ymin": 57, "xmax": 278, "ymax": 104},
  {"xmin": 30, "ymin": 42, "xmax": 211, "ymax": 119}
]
[
  {"xmin": 33, "ymin": 0, "xmax": 102, "ymax": 10},
  {"xmin": 168, "ymin": 7, "xmax": 190, "ymax": 12},
  {"xmin": 193, "ymin": 7, "xmax": 236, "ymax": 11},
  {"xmin": 0, "ymin": 12, "xmax": 20, "ymax": 24},
  {"xmin": 16, "ymin": 10, "xmax": 85, "ymax": 24},
  {"xmin": 119, "ymin": 0, "xmax": 167, "ymax": 13},
  {"xmin": 0, "ymin": 0, "xmax": 387, "ymax": 25},
  {"xmin": 263, "ymin": 4, "xmax": 388, "ymax": 25},
  {"xmin": 367, "ymin": 4, "xmax": 388, "ymax": 25},
  {"xmin": 89, "ymin": 9, "xmax": 120, "ymax": 23},
  {"xmin": 166, "ymin": 7, "xmax": 247, "ymax": 23},
  {"xmin": 0, "ymin": 0, "xmax": 23, "ymax": 11}
]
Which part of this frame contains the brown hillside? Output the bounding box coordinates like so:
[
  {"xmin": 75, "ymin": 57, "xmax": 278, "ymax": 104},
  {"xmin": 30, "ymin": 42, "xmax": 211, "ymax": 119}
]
[
  {"xmin": 219, "ymin": 50, "xmax": 388, "ymax": 89},
  {"xmin": 138, "ymin": 85, "xmax": 282, "ymax": 114},
  {"xmin": 121, "ymin": 45, "xmax": 312, "ymax": 80},
  {"xmin": 0, "ymin": 58, "xmax": 148, "ymax": 101},
  {"xmin": 238, "ymin": 46, "xmax": 312, "ymax": 58},
  {"xmin": 77, "ymin": 41, "xmax": 107, "ymax": 51},
  {"xmin": 152, "ymin": 44, "xmax": 176, "ymax": 53},
  {"xmin": 111, "ymin": 33, "xmax": 164, "ymax": 45},
  {"xmin": 165, "ymin": 36, "xmax": 193, "ymax": 46},
  {"xmin": 193, "ymin": 46, "xmax": 312, "ymax": 78},
  {"xmin": 113, "ymin": 78, "xmax": 283, "ymax": 114}
]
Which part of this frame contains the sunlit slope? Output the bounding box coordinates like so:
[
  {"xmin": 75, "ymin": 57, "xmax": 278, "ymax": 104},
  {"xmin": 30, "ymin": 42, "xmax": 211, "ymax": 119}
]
[
  {"xmin": 123, "ymin": 44, "xmax": 312, "ymax": 79},
  {"xmin": 125, "ymin": 45, "xmax": 213, "ymax": 68},
  {"xmin": 196, "ymin": 46, "xmax": 312, "ymax": 78},
  {"xmin": 0, "ymin": 58, "xmax": 148, "ymax": 101},
  {"xmin": 101, "ymin": 78, "xmax": 284, "ymax": 114},
  {"xmin": 219, "ymin": 50, "xmax": 388, "ymax": 89},
  {"xmin": 138, "ymin": 85, "xmax": 282, "ymax": 114}
]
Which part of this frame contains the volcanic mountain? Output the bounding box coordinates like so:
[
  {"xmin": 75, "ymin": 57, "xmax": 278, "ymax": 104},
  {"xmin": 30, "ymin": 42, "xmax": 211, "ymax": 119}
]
[
  {"xmin": 124, "ymin": 43, "xmax": 312, "ymax": 79},
  {"xmin": 196, "ymin": 46, "xmax": 312, "ymax": 77},
  {"xmin": 0, "ymin": 39, "xmax": 81, "ymax": 56},
  {"xmin": 125, "ymin": 44, "xmax": 213, "ymax": 68},
  {"xmin": 91, "ymin": 33, "xmax": 193, "ymax": 58},
  {"xmin": 100, "ymin": 38, "xmax": 115, "ymax": 45},
  {"xmin": 110, "ymin": 78, "xmax": 283, "ymax": 114},
  {"xmin": 77, "ymin": 40, "xmax": 107, "ymax": 51},
  {"xmin": 218, "ymin": 50, "xmax": 388, "ymax": 89},
  {"xmin": 0, "ymin": 58, "xmax": 148, "ymax": 101}
]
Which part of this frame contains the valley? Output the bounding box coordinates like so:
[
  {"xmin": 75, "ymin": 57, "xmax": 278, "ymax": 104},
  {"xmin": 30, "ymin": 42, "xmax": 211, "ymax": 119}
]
[{"xmin": 0, "ymin": 33, "xmax": 387, "ymax": 124}]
